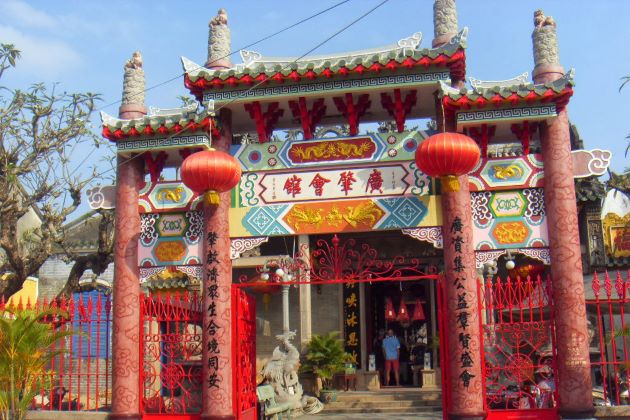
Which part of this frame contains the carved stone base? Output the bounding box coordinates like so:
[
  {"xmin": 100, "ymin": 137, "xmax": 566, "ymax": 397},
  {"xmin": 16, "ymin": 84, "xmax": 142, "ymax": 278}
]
[
  {"xmin": 533, "ymin": 63, "xmax": 565, "ymax": 84},
  {"xmin": 118, "ymin": 103, "xmax": 146, "ymax": 120},
  {"xmin": 432, "ymin": 33, "xmax": 457, "ymax": 48}
]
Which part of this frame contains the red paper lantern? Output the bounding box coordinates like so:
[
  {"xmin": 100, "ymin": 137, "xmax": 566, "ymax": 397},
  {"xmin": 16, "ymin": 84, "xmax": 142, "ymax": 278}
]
[
  {"xmin": 414, "ymin": 132, "xmax": 480, "ymax": 192},
  {"xmin": 385, "ymin": 297, "xmax": 396, "ymax": 321},
  {"xmin": 398, "ymin": 301, "xmax": 410, "ymax": 323},
  {"xmin": 181, "ymin": 149, "xmax": 242, "ymax": 205},
  {"xmin": 412, "ymin": 299, "xmax": 425, "ymax": 321},
  {"xmin": 508, "ymin": 263, "xmax": 545, "ymax": 281}
]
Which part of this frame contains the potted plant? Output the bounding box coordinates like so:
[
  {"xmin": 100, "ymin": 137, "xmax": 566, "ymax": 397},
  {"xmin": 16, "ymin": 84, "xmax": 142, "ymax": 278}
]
[{"xmin": 301, "ymin": 332, "xmax": 349, "ymax": 403}]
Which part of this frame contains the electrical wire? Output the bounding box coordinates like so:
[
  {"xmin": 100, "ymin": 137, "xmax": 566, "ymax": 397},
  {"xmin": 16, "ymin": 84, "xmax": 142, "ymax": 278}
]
[
  {"xmin": 76, "ymin": 0, "xmax": 391, "ymax": 185},
  {"xmin": 96, "ymin": 0, "xmax": 352, "ymax": 112},
  {"xmin": 68, "ymin": 0, "xmax": 354, "ymax": 177}
]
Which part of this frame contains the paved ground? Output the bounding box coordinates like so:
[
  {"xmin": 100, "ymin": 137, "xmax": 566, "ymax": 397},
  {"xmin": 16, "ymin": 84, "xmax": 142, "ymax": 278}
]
[{"xmin": 302, "ymin": 413, "xmax": 442, "ymax": 419}]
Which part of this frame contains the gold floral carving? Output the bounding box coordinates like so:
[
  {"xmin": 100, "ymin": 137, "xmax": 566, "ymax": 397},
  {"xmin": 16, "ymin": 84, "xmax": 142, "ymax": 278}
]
[
  {"xmin": 602, "ymin": 212, "xmax": 630, "ymax": 257},
  {"xmin": 492, "ymin": 222, "xmax": 530, "ymax": 244},
  {"xmin": 492, "ymin": 164, "xmax": 524, "ymax": 180}
]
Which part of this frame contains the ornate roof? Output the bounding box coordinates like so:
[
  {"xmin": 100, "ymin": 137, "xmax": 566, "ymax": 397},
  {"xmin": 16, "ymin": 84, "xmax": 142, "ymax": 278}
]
[
  {"xmin": 182, "ymin": 29, "xmax": 468, "ymax": 96},
  {"xmin": 439, "ymin": 69, "xmax": 574, "ymax": 111},
  {"xmin": 575, "ymin": 177, "xmax": 606, "ymax": 203},
  {"xmin": 100, "ymin": 103, "xmax": 216, "ymax": 141}
]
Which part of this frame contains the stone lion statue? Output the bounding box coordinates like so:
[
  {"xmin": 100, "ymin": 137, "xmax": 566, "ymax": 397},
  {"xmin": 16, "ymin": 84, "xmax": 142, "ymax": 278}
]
[
  {"xmin": 534, "ymin": 9, "xmax": 556, "ymax": 28},
  {"xmin": 125, "ymin": 51, "xmax": 143, "ymax": 69},
  {"xmin": 210, "ymin": 8, "xmax": 228, "ymax": 26}
]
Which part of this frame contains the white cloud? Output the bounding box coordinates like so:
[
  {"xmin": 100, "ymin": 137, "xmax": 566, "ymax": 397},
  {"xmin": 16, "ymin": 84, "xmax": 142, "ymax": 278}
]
[
  {"xmin": 0, "ymin": 24, "xmax": 82, "ymax": 79},
  {"xmin": 0, "ymin": 0, "xmax": 56, "ymax": 29}
]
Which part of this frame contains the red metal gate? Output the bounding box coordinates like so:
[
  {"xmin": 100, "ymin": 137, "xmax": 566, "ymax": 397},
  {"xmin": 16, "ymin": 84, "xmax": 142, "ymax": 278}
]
[
  {"xmin": 232, "ymin": 288, "xmax": 257, "ymax": 420},
  {"xmin": 140, "ymin": 292, "xmax": 203, "ymax": 419},
  {"xmin": 479, "ymin": 275, "xmax": 559, "ymax": 420}
]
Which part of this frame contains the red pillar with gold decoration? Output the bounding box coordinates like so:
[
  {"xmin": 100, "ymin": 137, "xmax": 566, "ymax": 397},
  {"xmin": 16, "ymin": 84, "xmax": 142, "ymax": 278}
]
[
  {"xmin": 181, "ymin": 109, "xmax": 241, "ymax": 420},
  {"xmin": 416, "ymin": 133, "xmax": 485, "ymax": 420}
]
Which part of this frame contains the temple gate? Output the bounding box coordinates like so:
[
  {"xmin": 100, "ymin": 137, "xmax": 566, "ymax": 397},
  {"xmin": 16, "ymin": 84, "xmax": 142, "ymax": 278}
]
[{"xmin": 95, "ymin": 2, "xmax": 611, "ymax": 419}]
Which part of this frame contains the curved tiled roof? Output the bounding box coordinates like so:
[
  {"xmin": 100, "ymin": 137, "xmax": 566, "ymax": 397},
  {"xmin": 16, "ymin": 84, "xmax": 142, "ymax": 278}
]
[
  {"xmin": 439, "ymin": 69, "xmax": 575, "ymax": 110},
  {"xmin": 182, "ymin": 28, "xmax": 468, "ymax": 95},
  {"xmin": 575, "ymin": 177, "xmax": 606, "ymax": 202},
  {"xmin": 100, "ymin": 103, "xmax": 216, "ymax": 141}
]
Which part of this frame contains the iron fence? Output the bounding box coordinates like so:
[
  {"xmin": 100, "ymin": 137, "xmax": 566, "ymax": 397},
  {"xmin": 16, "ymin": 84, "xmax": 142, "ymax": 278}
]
[
  {"xmin": 479, "ymin": 275, "xmax": 558, "ymax": 419},
  {"xmin": 587, "ymin": 271, "xmax": 630, "ymax": 407},
  {"xmin": 0, "ymin": 292, "xmax": 115, "ymax": 412}
]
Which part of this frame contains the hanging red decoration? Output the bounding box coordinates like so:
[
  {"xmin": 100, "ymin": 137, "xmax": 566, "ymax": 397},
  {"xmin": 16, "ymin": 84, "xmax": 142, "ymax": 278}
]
[
  {"xmin": 414, "ymin": 132, "xmax": 480, "ymax": 192},
  {"xmin": 385, "ymin": 297, "xmax": 396, "ymax": 321},
  {"xmin": 412, "ymin": 299, "xmax": 425, "ymax": 321},
  {"xmin": 181, "ymin": 149, "xmax": 242, "ymax": 206},
  {"xmin": 398, "ymin": 300, "xmax": 410, "ymax": 323},
  {"xmin": 508, "ymin": 262, "xmax": 546, "ymax": 281}
]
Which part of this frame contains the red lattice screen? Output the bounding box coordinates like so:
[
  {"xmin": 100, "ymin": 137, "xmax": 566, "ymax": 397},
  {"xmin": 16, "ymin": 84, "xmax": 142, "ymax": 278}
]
[
  {"xmin": 479, "ymin": 275, "xmax": 559, "ymax": 420},
  {"xmin": 140, "ymin": 292, "xmax": 203, "ymax": 417}
]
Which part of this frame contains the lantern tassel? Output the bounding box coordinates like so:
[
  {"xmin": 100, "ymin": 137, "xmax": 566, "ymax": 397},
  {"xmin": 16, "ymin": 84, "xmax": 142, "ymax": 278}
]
[
  {"xmin": 441, "ymin": 175, "xmax": 460, "ymax": 192},
  {"xmin": 204, "ymin": 191, "xmax": 220, "ymax": 206}
]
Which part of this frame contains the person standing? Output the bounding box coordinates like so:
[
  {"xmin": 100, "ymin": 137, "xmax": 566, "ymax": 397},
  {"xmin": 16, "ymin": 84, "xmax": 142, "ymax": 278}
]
[
  {"xmin": 382, "ymin": 328, "xmax": 401, "ymax": 386},
  {"xmin": 373, "ymin": 329, "xmax": 386, "ymax": 385}
]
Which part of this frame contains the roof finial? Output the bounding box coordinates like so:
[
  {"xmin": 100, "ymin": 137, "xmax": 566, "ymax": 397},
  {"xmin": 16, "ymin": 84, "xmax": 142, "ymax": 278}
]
[
  {"xmin": 532, "ymin": 9, "xmax": 564, "ymax": 84},
  {"xmin": 119, "ymin": 50, "xmax": 146, "ymax": 119},
  {"xmin": 206, "ymin": 8, "xmax": 232, "ymax": 69},
  {"xmin": 432, "ymin": 0, "xmax": 458, "ymax": 47}
]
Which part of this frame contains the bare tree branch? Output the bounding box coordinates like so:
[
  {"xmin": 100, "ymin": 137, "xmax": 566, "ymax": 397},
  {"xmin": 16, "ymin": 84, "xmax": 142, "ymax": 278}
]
[{"xmin": 0, "ymin": 43, "xmax": 108, "ymax": 298}]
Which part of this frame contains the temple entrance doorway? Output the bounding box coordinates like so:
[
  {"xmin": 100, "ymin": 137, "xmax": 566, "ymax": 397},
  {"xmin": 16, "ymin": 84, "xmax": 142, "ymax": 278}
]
[{"xmin": 366, "ymin": 279, "xmax": 437, "ymax": 389}]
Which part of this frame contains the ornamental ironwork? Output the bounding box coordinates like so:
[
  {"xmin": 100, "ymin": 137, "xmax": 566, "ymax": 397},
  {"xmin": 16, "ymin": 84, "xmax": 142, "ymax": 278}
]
[{"xmin": 238, "ymin": 234, "xmax": 437, "ymax": 286}]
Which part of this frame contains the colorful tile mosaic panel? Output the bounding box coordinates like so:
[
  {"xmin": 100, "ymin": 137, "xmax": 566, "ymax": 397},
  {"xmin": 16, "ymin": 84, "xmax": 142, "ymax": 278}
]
[
  {"xmin": 139, "ymin": 180, "xmax": 201, "ymax": 213},
  {"xmin": 376, "ymin": 197, "xmax": 428, "ymax": 229},
  {"xmin": 241, "ymin": 205, "xmax": 292, "ymax": 236},
  {"xmin": 139, "ymin": 211, "xmax": 203, "ymax": 267},
  {"xmin": 471, "ymin": 189, "xmax": 548, "ymax": 250},
  {"xmin": 468, "ymin": 155, "xmax": 544, "ymax": 192}
]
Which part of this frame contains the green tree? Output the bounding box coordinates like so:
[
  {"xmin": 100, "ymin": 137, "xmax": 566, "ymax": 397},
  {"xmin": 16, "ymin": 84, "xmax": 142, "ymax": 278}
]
[
  {"xmin": 0, "ymin": 43, "xmax": 106, "ymax": 298},
  {"xmin": 0, "ymin": 308, "xmax": 75, "ymax": 420}
]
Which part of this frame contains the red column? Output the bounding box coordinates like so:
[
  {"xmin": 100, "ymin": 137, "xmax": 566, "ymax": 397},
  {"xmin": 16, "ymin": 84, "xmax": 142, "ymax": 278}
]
[
  {"xmin": 537, "ymin": 79, "xmax": 594, "ymax": 416},
  {"xmin": 201, "ymin": 109, "xmax": 235, "ymax": 420},
  {"xmin": 110, "ymin": 156, "xmax": 143, "ymax": 420},
  {"xmin": 442, "ymin": 176, "xmax": 485, "ymax": 420}
]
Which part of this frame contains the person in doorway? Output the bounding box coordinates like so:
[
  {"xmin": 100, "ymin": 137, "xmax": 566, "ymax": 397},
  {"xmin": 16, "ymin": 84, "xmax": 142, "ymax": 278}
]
[
  {"xmin": 382, "ymin": 328, "xmax": 401, "ymax": 386},
  {"xmin": 373, "ymin": 329, "xmax": 386, "ymax": 384}
]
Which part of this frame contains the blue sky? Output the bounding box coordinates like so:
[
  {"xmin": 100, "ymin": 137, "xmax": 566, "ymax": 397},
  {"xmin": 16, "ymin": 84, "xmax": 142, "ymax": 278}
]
[{"xmin": 1, "ymin": 0, "xmax": 629, "ymax": 175}]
